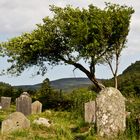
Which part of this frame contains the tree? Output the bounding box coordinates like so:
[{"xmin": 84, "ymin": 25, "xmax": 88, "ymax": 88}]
[
  {"xmin": 1, "ymin": 3, "xmax": 134, "ymax": 91},
  {"xmin": 36, "ymin": 78, "xmax": 51, "ymax": 98},
  {"xmin": 0, "ymin": 82, "xmax": 14, "ymax": 97},
  {"xmin": 103, "ymin": 3, "xmax": 134, "ymax": 88}
]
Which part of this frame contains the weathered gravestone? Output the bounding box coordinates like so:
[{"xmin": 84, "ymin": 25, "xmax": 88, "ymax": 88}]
[
  {"xmin": 31, "ymin": 101, "xmax": 42, "ymax": 114},
  {"xmin": 16, "ymin": 92, "xmax": 32, "ymax": 116},
  {"xmin": 85, "ymin": 101, "xmax": 96, "ymax": 123},
  {"xmin": 1, "ymin": 112, "xmax": 30, "ymax": 134},
  {"xmin": 1, "ymin": 96, "xmax": 11, "ymax": 109},
  {"xmin": 33, "ymin": 117, "xmax": 51, "ymax": 127},
  {"xmin": 96, "ymin": 87, "xmax": 126, "ymax": 137}
]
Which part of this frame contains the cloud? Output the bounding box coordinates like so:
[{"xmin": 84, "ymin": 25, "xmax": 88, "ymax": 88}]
[
  {"xmin": 0, "ymin": 0, "xmax": 49, "ymax": 36},
  {"xmin": 0, "ymin": 0, "xmax": 139, "ymax": 51}
]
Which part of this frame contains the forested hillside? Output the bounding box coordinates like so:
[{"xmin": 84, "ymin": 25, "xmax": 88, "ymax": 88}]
[
  {"xmin": 104, "ymin": 60, "xmax": 140, "ymax": 97},
  {"xmin": 119, "ymin": 61, "xmax": 140, "ymax": 97},
  {"xmin": 0, "ymin": 60, "xmax": 140, "ymax": 97},
  {"xmin": 123, "ymin": 61, "xmax": 140, "ymax": 74}
]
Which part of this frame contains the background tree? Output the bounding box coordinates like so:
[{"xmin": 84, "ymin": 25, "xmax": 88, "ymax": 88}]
[
  {"xmin": 103, "ymin": 3, "xmax": 134, "ymax": 88},
  {"xmin": 36, "ymin": 78, "xmax": 51, "ymax": 98},
  {"xmin": 1, "ymin": 3, "xmax": 134, "ymax": 91},
  {"xmin": 0, "ymin": 82, "xmax": 13, "ymax": 97}
]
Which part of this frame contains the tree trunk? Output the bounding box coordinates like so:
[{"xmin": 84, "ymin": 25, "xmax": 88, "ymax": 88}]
[
  {"xmin": 114, "ymin": 75, "xmax": 118, "ymax": 89},
  {"xmin": 73, "ymin": 63, "xmax": 105, "ymax": 91},
  {"xmin": 60, "ymin": 57, "xmax": 105, "ymax": 91}
]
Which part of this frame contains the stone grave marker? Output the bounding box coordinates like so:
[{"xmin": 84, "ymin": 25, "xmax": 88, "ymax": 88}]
[
  {"xmin": 85, "ymin": 101, "xmax": 96, "ymax": 123},
  {"xmin": 1, "ymin": 112, "xmax": 30, "ymax": 134},
  {"xmin": 1, "ymin": 96, "xmax": 11, "ymax": 109},
  {"xmin": 33, "ymin": 117, "xmax": 51, "ymax": 127},
  {"xmin": 96, "ymin": 87, "xmax": 126, "ymax": 137},
  {"xmin": 31, "ymin": 101, "xmax": 42, "ymax": 114},
  {"xmin": 16, "ymin": 92, "xmax": 32, "ymax": 116}
]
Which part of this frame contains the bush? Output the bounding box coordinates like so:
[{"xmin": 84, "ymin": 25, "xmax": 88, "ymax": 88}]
[{"xmin": 68, "ymin": 88, "xmax": 97, "ymax": 117}]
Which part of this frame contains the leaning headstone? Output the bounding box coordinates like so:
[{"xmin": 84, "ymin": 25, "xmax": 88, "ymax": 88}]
[
  {"xmin": 1, "ymin": 96, "xmax": 11, "ymax": 109},
  {"xmin": 1, "ymin": 112, "xmax": 30, "ymax": 134},
  {"xmin": 16, "ymin": 92, "xmax": 32, "ymax": 116},
  {"xmin": 33, "ymin": 117, "xmax": 51, "ymax": 127},
  {"xmin": 96, "ymin": 87, "xmax": 126, "ymax": 137},
  {"xmin": 85, "ymin": 101, "xmax": 96, "ymax": 123},
  {"xmin": 31, "ymin": 101, "xmax": 42, "ymax": 114}
]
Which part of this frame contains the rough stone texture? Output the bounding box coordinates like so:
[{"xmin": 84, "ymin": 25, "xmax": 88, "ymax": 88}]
[
  {"xmin": 1, "ymin": 97, "xmax": 11, "ymax": 109},
  {"xmin": 85, "ymin": 101, "xmax": 96, "ymax": 123},
  {"xmin": 33, "ymin": 117, "xmax": 51, "ymax": 127},
  {"xmin": 31, "ymin": 101, "xmax": 42, "ymax": 114},
  {"xmin": 1, "ymin": 112, "xmax": 30, "ymax": 134},
  {"xmin": 96, "ymin": 87, "xmax": 126, "ymax": 137},
  {"xmin": 16, "ymin": 92, "xmax": 32, "ymax": 116}
]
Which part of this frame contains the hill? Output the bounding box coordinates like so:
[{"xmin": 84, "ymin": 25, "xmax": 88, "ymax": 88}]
[
  {"xmin": 103, "ymin": 60, "xmax": 140, "ymax": 96},
  {"xmin": 14, "ymin": 60, "xmax": 140, "ymax": 92},
  {"xmin": 122, "ymin": 61, "xmax": 140, "ymax": 74},
  {"xmin": 14, "ymin": 77, "xmax": 92, "ymax": 91},
  {"xmin": 50, "ymin": 77, "xmax": 92, "ymax": 91}
]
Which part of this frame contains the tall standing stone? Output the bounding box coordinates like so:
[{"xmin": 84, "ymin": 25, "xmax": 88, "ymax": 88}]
[
  {"xmin": 1, "ymin": 96, "xmax": 11, "ymax": 109},
  {"xmin": 96, "ymin": 87, "xmax": 126, "ymax": 137},
  {"xmin": 31, "ymin": 101, "xmax": 42, "ymax": 114},
  {"xmin": 84, "ymin": 101, "xmax": 96, "ymax": 123},
  {"xmin": 16, "ymin": 92, "xmax": 32, "ymax": 116}
]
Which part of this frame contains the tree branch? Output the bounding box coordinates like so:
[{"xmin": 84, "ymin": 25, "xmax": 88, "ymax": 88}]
[{"xmin": 59, "ymin": 55, "xmax": 105, "ymax": 90}]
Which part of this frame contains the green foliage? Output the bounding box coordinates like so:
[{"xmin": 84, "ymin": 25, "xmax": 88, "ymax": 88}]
[
  {"xmin": 0, "ymin": 82, "xmax": 23, "ymax": 102},
  {"xmin": 68, "ymin": 88, "xmax": 96, "ymax": 117},
  {"xmin": 0, "ymin": 82, "xmax": 13, "ymax": 97},
  {"xmin": 103, "ymin": 60, "xmax": 140, "ymax": 97},
  {"xmin": 35, "ymin": 78, "xmax": 52, "ymax": 99},
  {"xmin": 34, "ymin": 79, "xmax": 72, "ymax": 111},
  {"xmin": 123, "ymin": 61, "xmax": 140, "ymax": 74},
  {"xmin": 0, "ymin": 82, "xmax": 35, "ymax": 102},
  {"xmin": 125, "ymin": 116, "xmax": 140, "ymax": 140},
  {"xmin": 0, "ymin": 3, "xmax": 134, "ymax": 89}
]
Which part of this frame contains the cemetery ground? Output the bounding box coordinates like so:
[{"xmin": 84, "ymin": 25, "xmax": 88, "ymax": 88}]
[{"xmin": 0, "ymin": 94, "xmax": 140, "ymax": 140}]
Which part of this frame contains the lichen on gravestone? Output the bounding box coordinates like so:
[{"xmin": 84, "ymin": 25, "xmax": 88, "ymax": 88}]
[{"xmin": 96, "ymin": 87, "xmax": 126, "ymax": 137}]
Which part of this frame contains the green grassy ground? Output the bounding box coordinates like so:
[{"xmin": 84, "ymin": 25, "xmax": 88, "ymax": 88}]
[
  {"xmin": 0, "ymin": 97, "xmax": 140, "ymax": 140},
  {"xmin": 0, "ymin": 106, "xmax": 95, "ymax": 140}
]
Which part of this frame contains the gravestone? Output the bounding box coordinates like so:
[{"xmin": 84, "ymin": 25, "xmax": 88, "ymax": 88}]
[
  {"xmin": 16, "ymin": 92, "xmax": 32, "ymax": 116},
  {"xmin": 33, "ymin": 117, "xmax": 51, "ymax": 127},
  {"xmin": 85, "ymin": 101, "xmax": 96, "ymax": 123},
  {"xmin": 1, "ymin": 96, "xmax": 11, "ymax": 109},
  {"xmin": 96, "ymin": 87, "xmax": 126, "ymax": 137},
  {"xmin": 31, "ymin": 101, "xmax": 42, "ymax": 114},
  {"xmin": 1, "ymin": 112, "xmax": 30, "ymax": 134}
]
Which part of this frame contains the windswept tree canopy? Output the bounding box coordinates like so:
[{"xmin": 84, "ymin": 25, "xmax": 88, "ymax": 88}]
[{"xmin": 1, "ymin": 3, "xmax": 134, "ymax": 90}]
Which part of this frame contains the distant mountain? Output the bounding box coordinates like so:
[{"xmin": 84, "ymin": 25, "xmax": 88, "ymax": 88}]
[
  {"xmin": 14, "ymin": 60, "xmax": 140, "ymax": 91},
  {"xmin": 14, "ymin": 77, "xmax": 92, "ymax": 91},
  {"xmin": 50, "ymin": 77, "xmax": 92, "ymax": 91}
]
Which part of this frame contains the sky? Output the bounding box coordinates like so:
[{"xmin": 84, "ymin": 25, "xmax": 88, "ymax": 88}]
[{"xmin": 0, "ymin": 0, "xmax": 140, "ymax": 86}]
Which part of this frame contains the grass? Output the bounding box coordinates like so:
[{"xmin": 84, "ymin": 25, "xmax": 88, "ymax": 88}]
[
  {"xmin": 0, "ymin": 96, "xmax": 140, "ymax": 140},
  {"xmin": 0, "ymin": 107, "xmax": 85, "ymax": 140}
]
